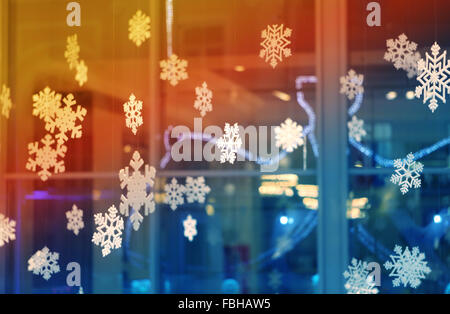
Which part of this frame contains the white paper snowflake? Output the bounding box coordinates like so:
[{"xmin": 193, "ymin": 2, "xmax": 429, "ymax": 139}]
[
  {"xmin": 384, "ymin": 245, "xmax": 431, "ymax": 288},
  {"xmin": 26, "ymin": 134, "xmax": 67, "ymax": 181},
  {"xmin": 128, "ymin": 10, "xmax": 151, "ymax": 47},
  {"xmin": 0, "ymin": 214, "xmax": 16, "ymax": 247},
  {"xmin": 164, "ymin": 177, "xmax": 186, "ymax": 211},
  {"xmin": 343, "ymin": 258, "xmax": 379, "ymax": 294},
  {"xmin": 27, "ymin": 246, "xmax": 60, "ymax": 280},
  {"xmin": 416, "ymin": 42, "xmax": 450, "ymax": 113},
  {"xmin": 259, "ymin": 24, "xmax": 292, "ymax": 68},
  {"xmin": 92, "ymin": 205, "xmax": 124, "ymax": 257},
  {"xmin": 217, "ymin": 123, "xmax": 242, "ymax": 164},
  {"xmin": 268, "ymin": 269, "xmax": 282, "ymax": 292},
  {"xmin": 404, "ymin": 51, "xmax": 422, "ymax": 79},
  {"xmin": 274, "ymin": 118, "xmax": 304, "ymax": 153},
  {"xmin": 32, "ymin": 87, "xmax": 62, "ymax": 123},
  {"xmin": 390, "ymin": 153, "xmax": 423, "ymax": 194},
  {"xmin": 185, "ymin": 176, "xmax": 211, "ymax": 204},
  {"xmin": 75, "ymin": 60, "xmax": 88, "ymax": 87},
  {"xmin": 45, "ymin": 93, "xmax": 87, "ymax": 145},
  {"xmin": 183, "ymin": 214, "xmax": 197, "ymax": 242},
  {"xmin": 66, "ymin": 204, "xmax": 84, "ymax": 236},
  {"xmin": 160, "ymin": 54, "xmax": 188, "ymax": 86},
  {"xmin": 119, "ymin": 151, "xmax": 156, "ymax": 231},
  {"xmin": 384, "ymin": 33, "xmax": 418, "ymax": 71},
  {"xmin": 348, "ymin": 116, "xmax": 367, "ymax": 142},
  {"xmin": 340, "ymin": 69, "xmax": 364, "ymax": 100},
  {"xmin": 194, "ymin": 82, "xmax": 213, "ymax": 117},
  {"xmin": 1, "ymin": 84, "xmax": 12, "ymax": 119},
  {"xmin": 123, "ymin": 94, "xmax": 143, "ymax": 135},
  {"xmin": 64, "ymin": 34, "xmax": 80, "ymax": 70}
]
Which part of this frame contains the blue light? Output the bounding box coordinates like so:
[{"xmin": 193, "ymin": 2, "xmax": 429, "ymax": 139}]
[
  {"xmin": 433, "ymin": 215, "xmax": 442, "ymax": 224},
  {"xmin": 280, "ymin": 216, "xmax": 288, "ymax": 225}
]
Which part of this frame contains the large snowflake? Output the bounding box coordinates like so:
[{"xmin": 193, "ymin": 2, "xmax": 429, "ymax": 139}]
[
  {"xmin": 123, "ymin": 94, "xmax": 143, "ymax": 135},
  {"xmin": 390, "ymin": 153, "xmax": 423, "ymax": 194},
  {"xmin": 92, "ymin": 205, "xmax": 124, "ymax": 257},
  {"xmin": 64, "ymin": 34, "xmax": 80, "ymax": 70},
  {"xmin": 384, "ymin": 33, "xmax": 418, "ymax": 71},
  {"xmin": 164, "ymin": 177, "xmax": 186, "ymax": 211},
  {"xmin": 45, "ymin": 93, "xmax": 87, "ymax": 145},
  {"xmin": 183, "ymin": 214, "xmax": 197, "ymax": 242},
  {"xmin": 259, "ymin": 24, "xmax": 292, "ymax": 68},
  {"xmin": 75, "ymin": 60, "xmax": 88, "ymax": 87},
  {"xmin": 1, "ymin": 84, "xmax": 12, "ymax": 119},
  {"xmin": 26, "ymin": 134, "xmax": 67, "ymax": 181},
  {"xmin": 217, "ymin": 123, "xmax": 242, "ymax": 164},
  {"xmin": 185, "ymin": 176, "xmax": 211, "ymax": 204},
  {"xmin": 274, "ymin": 118, "xmax": 304, "ymax": 153},
  {"xmin": 119, "ymin": 151, "xmax": 156, "ymax": 231},
  {"xmin": 194, "ymin": 82, "xmax": 213, "ymax": 117},
  {"xmin": 415, "ymin": 42, "xmax": 450, "ymax": 113},
  {"xmin": 27, "ymin": 246, "xmax": 60, "ymax": 280},
  {"xmin": 66, "ymin": 204, "xmax": 84, "ymax": 236},
  {"xmin": 343, "ymin": 258, "xmax": 379, "ymax": 294},
  {"xmin": 384, "ymin": 245, "xmax": 431, "ymax": 288},
  {"xmin": 348, "ymin": 115, "xmax": 367, "ymax": 142},
  {"xmin": 160, "ymin": 54, "xmax": 188, "ymax": 86},
  {"xmin": 128, "ymin": 10, "xmax": 151, "ymax": 47},
  {"xmin": 0, "ymin": 214, "xmax": 16, "ymax": 247},
  {"xmin": 32, "ymin": 87, "xmax": 62, "ymax": 123},
  {"xmin": 340, "ymin": 69, "xmax": 364, "ymax": 100}
]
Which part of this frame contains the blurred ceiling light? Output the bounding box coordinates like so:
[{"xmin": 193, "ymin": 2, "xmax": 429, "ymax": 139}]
[
  {"xmin": 405, "ymin": 90, "xmax": 415, "ymax": 100},
  {"xmin": 347, "ymin": 207, "xmax": 365, "ymax": 219},
  {"xmin": 296, "ymin": 184, "xmax": 319, "ymax": 198},
  {"xmin": 123, "ymin": 145, "xmax": 132, "ymax": 153},
  {"xmin": 303, "ymin": 198, "xmax": 318, "ymax": 210},
  {"xmin": 234, "ymin": 65, "xmax": 245, "ymax": 72},
  {"xmin": 386, "ymin": 91, "xmax": 397, "ymax": 100},
  {"xmin": 206, "ymin": 204, "xmax": 215, "ymax": 216},
  {"xmin": 272, "ymin": 90, "xmax": 291, "ymax": 102}
]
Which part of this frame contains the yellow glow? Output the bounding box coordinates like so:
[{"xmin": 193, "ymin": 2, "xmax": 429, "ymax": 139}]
[
  {"xmin": 92, "ymin": 189, "xmax": 101, "ymax": 201},
  {"xmin": 154, "ymin": 193, "xmax": 165, "ymax": 203},
  {"xmin": 272, "ymin": 90, "xmax": 291, "ymax": 102},
  {"xmin": 386, "ymin": 91, "xmax": 397, "ymax": 100},
  {"xmin": 347, "ymin": 207, "xmax": 365, "ymax": 219},
  {"xmin": 303, "ymin": 197, "xmax": 318, "ymax": 210},
  {"xmin": 234, "ymin": 65, "xmax": 245, "ymax": 72},
  {"xmin": 206, "ymin": 204, "xmax": 215, "ymax": 216},
  {"xmin": 123, "ymin": 145, "xmax": 132, "ymax": 153},
  {"xmin": 405, "ymin": 90, "xmax": 415, "ymax": 100},
  {"xmin": 296, "ymin": 184, "xmax": 318, "ymax": 198},
  {"xmin": 258, "ymin": 185, "xmax": 293, "ymax": 197},
  {"xmin": 351, "ymin": 197, "xmax": 368, "ymax": 208}
]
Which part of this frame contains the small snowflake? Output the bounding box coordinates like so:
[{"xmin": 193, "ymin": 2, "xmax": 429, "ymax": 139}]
[
  {"xmin": 92, "ymin": 205, "xmax": 124, "ymax": 257},
  {"xmin": 32, "ymin": 86, "xmax": 62, "ymax": 123},
  {"xmin": 259, "ymin": 24, "xmax": 292, "ymax": 68},
  {"xmin": 26, "ymin": 134, "xmax": 67, "ymax": 181},
  {"xmin": 384, "ymin": 33, "xmax": 418, "ymax": 71},
  {"xmin": 348, "ymin": 116, "xmax": 367, "ymax": 142},
  {"xmin": 415, "ymin": 42, "xmax": 450, "ymax": 113},
  {"xmin": 185, "ymin": 176, "xmax": 211, "ymax": 204},
  {"xmin": 75, "ymin": 60, "xmax": 88, "ymax": 87},
  {"xmin": 27, "ymin": 246, "xmax": 60, "ymax": 280},
  {"xmin": 340, "ymin": 69, "xmax": 364, "ymax": 100},
  {"xmin": 45, "ymin": 93, "xmax": 87, "ymax": 145},
  {"xmin": 268, "ymin": 269, "xmax": 282, "ymax": 292},
  {"xmin": 0, "ymin": 214, "xmax": 16, "ymax": 247},
  {"xmin": 123, "ymin": 94, "xmax": 143, "ymax": 135},
  {"xmin": 404, "ymin": 51, "xmax": 422, "ymax": 79},
  {"xmin": 64, "ymin": 34, "xmax": 80, "ymax": 70},
  {"xmin": 164, "ymin": 177, "xmax": 186, "ymax": 211},
  {"xmin": 1, "ymin": 84, "xmax": 12, "ymax": 119},
  {"xmin": 390, "ymin": 153, "xmax": 423, "ymax": 194},
  {"xmin": 183, "ymin": 214, "xmax": 197, "ymax": 242},
  {"xmin": 194, "ymin": 82, "xmax": 213, "ymax": 117},
  {"xmin": 343, "ymin": 258, "xmax": 379, "ymax": 294},
  {"xmin": 119, "ymin": 151, "xmax": 156, "ymax": 231},
  {"xmin": 128, "ymin": 10, "xmax": 151, "ymax": 47},
  {"xmin": 160, "ymin": 54, "xmax": 188, "ymax": 86},
  {"xmin": 274, "ymin": 118, "xmax": 304, "ymax": 152},
  {"xmin": 66, "ymin": 204, "xmax": 84, "ymax": 236},
  {"xmin": 217, "ymin": 123, "xmax": 242, "ymax": 164},
  {"xmin": 384, "ymin": 245, "xmax": 431, "ymax": 288}
]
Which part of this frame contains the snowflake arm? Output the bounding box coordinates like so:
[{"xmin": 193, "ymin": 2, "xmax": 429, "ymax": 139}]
[
  {"xmin": 92, "ymin": 205, "xmax": 124, "ymax": 257},
  {"xmin": 0, "ymin": 214, "xmax": 16, "ymax": 247},
  {"xmin": 0, "ymin": 84, "xmax": 13, "ymax": 119},
  {"xmin": 217, "ymin": 123, "xmax": 242, "ymax": 164},
  {"xmin": 343, "ymin": 258, "xmax": 379, "ymax": 294}
]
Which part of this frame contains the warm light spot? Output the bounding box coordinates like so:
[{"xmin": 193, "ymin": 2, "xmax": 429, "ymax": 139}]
[
  {"xmin": 124, "ymin": 145, "xmax": 132, "ymax": 153},
  {"xmin": 272, "ymin": 90, "xmax": 291, "ymax": 102},
  {"xmin": 92, "ymin": 189, "xmax": 101, "ymax": 201},
  {"xmin": 347, "ymin": 207, "xmax": 365, "ymax": 219},
  {"xmin": 303, "ymin": 197, "xmax": 318, "ymax": 210},
  {"xmin": 234, "ymin": 65, "xmax": 245, "ymax": 72},
  {"xmin": 296, "ymin": 184, "xmax": 319, "ymax": 198},
  {"xmin": 405, "ymin": 90, "xmax": 415, "ymax": 100},
  {"xmin": 386, "ymin": 91, "xmax": 397, "ymax": 100},
  {"xmin": 206, "ymin": 204, "xmax": 215, "ymax": 216}
]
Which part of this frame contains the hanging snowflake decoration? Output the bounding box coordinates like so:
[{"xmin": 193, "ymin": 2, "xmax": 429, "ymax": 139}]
[
  {"xmin": 160, "ymin": 54, "xmax": 188, "ymax": 86},
  {"xmin": 32, "ymin": 86, "xmax": 62, "ymax": 123},
  {"xmin": 0, "ymin": 214, "xmax": 16, "ymax": 247},
  {"xmin": 404, "ymin": 51, "xmax": 422, "ymax": 79},
  {"xmin": 384, "ymin": 33, "xmax": 419, "ymax": 71},
  {"xmin": 27, "ymin": 246, "xmax": 60, "ymax": 280},
  {"xmin": 217, "ymin": 123, "xmax": 242, "ymax": 164},
  {"xmin": 416, "ymin": 42, "xmax": 450, "ymax": 113},
  {"xmin": 183, "ymin": 214, "xmax": 197, "ymax": 242},
  {"xmin": 123, "ymin": 94, "xmax": 143, "ymax": 135},
  {"xmin": 66, "ymin": 204, "xmax": 84, "ymax": 236},
  {"xmin": 340, "ymin": 69, "xmax": 364, "ymax": 100},
  {"xmin": 390, "ymin": 153, "xmax": 423, "ymax": 194},
  {"xmin": 185, "ymin": 176, "xmax": 210, "ymax": 204},
  {"xmin": 348, "ymin": 116, "xmax": 367, "ymax": 142},
  {"xmin": 194, "ymin": 82, "xmax": 213, "ymax": 117},
  {"xmin": 259, "ymin": 24, "xmax": 292, "ymax": 68},
  {"xmin": 92, "ymin": 205, "xmax": 124, "ymax": 257},
  {"xmin": 268, "ymin": 269, "xmax": 282, "ymax": 292},
  {"xmin": 119, "ymin": 151, "xmax": 156, "ymax": 231},
  {"xmin": 75, "ymin": 60, "xmax": 88, "ymax": 87},
  {"xmin": 1, "ymin": 84, "xmax": 12, "ymax": 119},
  {"xmin": 128, "ymin": 10, "xmax": 151, "ymax": 47},
  {"xmin": 164, "ymin": 177, "xmax": 186, "ymax": 211},
  {"xmin": 26, "ymin": 134, "xmax": 67, "ymax": 181},
  {"xmin": 343, "ymin": 258, "xmax": 379, "ymax": 294},
  {"xmin": 64, "ymin": 34, "xmax": 80, "ymax": 70},
  {"xmin": 274, "ymin": 118, "xmax": 304, "ymax": 153},
  {"xmin": 384, "ymin": 245, "xmax": 431, "ymax": 288},
  {"xmin": 45, "ymin": 93, "xmax": 87, "ymax": 145}
]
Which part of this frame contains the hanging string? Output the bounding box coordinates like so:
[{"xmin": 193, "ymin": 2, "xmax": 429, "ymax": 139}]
[{"xmin": 166, "ymin": 0, "xmax": 174, "ymax": 57}]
